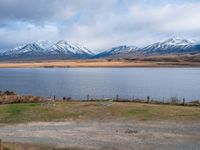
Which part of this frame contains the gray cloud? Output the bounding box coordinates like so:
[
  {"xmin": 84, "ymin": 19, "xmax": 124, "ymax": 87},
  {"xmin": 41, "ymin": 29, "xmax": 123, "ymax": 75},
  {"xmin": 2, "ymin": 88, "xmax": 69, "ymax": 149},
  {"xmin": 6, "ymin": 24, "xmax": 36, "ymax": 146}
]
[
  {"xmin": 0, "ymin": 0, "xmax": 75, "ymax": 24},
  {"xmin": 0, "ymin": 0, "xmax": 200, "ymax": 51}
]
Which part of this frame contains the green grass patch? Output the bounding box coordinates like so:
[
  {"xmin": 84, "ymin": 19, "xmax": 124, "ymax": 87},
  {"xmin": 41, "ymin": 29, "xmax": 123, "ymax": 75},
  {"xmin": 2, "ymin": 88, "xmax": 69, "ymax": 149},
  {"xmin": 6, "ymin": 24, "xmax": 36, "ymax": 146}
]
[
  {"xmin": 1, "ymin": 103, "xmax": 39, "ymax": 123},
  {"xmin": 0, "ymin": 102, "xmax": 199, "ymax": 124},
  {"xmin": 3, "ymin": 141, "xmax": 83, "ymax": 150}
]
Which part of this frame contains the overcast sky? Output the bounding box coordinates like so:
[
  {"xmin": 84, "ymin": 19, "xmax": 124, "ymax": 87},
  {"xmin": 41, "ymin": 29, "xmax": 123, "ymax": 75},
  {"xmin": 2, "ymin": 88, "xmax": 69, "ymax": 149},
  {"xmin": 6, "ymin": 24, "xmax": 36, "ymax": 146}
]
[{"xmin": 0, "ymin": 0, "xmax": 200, "ymax": 52}]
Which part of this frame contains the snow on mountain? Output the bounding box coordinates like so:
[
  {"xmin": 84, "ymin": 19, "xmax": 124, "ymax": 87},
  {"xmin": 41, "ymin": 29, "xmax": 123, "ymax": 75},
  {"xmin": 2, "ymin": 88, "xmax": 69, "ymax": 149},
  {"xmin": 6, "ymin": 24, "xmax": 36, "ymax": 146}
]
[
  {"xmin": 2, "ymin": 43, "xmax": 44, "ymax": 56},
  {"xmin": 0, "ymin": 40, "xmax": 94, "ymax": 60},
  {"xmin": 49, "ymin": 40, "xmax": 94, "ymax": 55},
  {"xmin": 36, "ymin": 40, "xmax": 52, "ymax": 49},
  {"xmin": 163, "ymin": 37, "xmax": 197, "ymax": 45},
  {"xmin": 95, "ymin": 45, "xmax": 139, "ymax": 58},
  {"xmin": 1, "ymin": 37, "xmax": 200, "ymax": 60},
  {"xmin": 73, "ymin": 43, "xmax": 94, "ymax": 55},
  {"xmin": 95, "ymin": 37, "xmax": 200, "ymax": 58},
  {"xmin": 142, "ymin": 37, "xmax": 199, "ymax": 53}
]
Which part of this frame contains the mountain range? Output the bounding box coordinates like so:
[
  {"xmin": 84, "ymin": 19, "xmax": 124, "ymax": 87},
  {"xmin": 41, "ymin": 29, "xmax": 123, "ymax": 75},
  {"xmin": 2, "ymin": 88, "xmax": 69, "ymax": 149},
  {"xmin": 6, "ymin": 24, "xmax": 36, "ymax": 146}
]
[
  {"xmin": 0, "ymin": 40, "xmax": 94, "ymax": 60},
  {"xmin": 0, "ymin": 37, "xmax": 200, "ymax": 60},
  {"xmin": 96, "ymin": 37, "xmax": 200, "ymax": 58}
]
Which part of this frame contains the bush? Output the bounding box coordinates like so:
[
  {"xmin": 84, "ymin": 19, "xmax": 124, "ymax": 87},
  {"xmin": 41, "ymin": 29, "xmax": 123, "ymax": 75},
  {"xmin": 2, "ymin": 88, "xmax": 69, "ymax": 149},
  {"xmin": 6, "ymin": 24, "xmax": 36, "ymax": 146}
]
[{"xmin": 4, "ymin": 91, "xmax": 16, "ymax": 96}]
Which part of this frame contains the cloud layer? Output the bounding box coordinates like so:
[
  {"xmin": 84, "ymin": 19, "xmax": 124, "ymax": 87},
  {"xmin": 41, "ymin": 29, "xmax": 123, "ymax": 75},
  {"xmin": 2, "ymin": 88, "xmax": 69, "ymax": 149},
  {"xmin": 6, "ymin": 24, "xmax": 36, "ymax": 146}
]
[{"xmin": 0, "ymin": 0, "xmax": 200, "ymax": 52}]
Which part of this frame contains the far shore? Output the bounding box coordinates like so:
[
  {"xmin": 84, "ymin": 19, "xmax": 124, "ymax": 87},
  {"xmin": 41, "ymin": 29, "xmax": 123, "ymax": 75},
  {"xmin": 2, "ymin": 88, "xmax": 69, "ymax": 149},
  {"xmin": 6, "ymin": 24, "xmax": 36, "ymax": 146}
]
[{"xmin": 1, "ymin": 55, "xmax": 200, "ymax": 68}]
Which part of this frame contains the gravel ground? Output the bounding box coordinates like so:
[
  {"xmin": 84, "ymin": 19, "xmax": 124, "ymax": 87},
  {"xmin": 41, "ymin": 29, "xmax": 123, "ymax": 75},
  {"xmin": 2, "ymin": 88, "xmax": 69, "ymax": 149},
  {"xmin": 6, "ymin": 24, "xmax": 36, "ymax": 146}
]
[{"xmin": 0, "ymin": 120, "xmax": 200, "ymax": 150}]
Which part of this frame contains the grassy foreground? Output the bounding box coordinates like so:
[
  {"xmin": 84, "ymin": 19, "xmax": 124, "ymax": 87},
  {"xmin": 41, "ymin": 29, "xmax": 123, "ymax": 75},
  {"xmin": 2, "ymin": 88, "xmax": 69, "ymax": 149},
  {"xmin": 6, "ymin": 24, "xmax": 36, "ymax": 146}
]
[
  {"xmin": 0, "ymin": 101, "xmax": 200, "ymax": 124},
  {"xmin": 2, "ymin": 142, "xmax": 81, "ymax": 150}
]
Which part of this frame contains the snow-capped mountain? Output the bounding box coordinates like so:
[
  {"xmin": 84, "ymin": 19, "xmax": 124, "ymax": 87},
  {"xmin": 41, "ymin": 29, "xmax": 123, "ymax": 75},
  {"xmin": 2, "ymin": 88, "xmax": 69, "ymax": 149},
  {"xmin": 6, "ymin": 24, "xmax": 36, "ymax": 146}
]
[
  {"xmin": 0, "ymin": 40, "xmax": 95, "ymax": 60},
  {"xmin": 1, "ymin": 41, "xmax": 50, "ymax": 56},
  {"xmin": 95, "ymin": 45, "xmax": 139, "ymax": 58},
  {"xmin": 95, "ymin": 37, "xmax": 200, "ymax": 58},
  {"xmin": 1, "ymin": 37, "xmax": 200, "ymax": 60},
  {"xmin": 49, "ymin": 40, "xmax": 94, "ymax": 56},
  {"xmin": 141, "ymin": 37, "xmax": 200, "ymax": 56}
]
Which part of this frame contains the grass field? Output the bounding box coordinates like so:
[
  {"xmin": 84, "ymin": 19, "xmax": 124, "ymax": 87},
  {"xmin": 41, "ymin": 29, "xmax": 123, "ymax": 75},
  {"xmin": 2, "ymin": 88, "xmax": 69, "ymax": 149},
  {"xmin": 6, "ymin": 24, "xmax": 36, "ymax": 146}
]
[
  {"xmin": 2, "ymin": 142, "xmax": 81, "ymax": 150},
  {"xmin": 0, "ymin": 102, "xmax": 200, "ymax": 150},
  {"xmin": 0, "ymin": 101, "xmax": 200, "ymax": 124}
]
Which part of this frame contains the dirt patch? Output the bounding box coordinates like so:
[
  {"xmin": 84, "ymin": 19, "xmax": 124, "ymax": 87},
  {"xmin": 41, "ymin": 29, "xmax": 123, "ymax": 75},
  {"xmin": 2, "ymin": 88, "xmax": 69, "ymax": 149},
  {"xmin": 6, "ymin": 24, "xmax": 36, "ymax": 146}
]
[{"xmin": 0, "ymin": 120, "xmax": 200, "ymax": 150}]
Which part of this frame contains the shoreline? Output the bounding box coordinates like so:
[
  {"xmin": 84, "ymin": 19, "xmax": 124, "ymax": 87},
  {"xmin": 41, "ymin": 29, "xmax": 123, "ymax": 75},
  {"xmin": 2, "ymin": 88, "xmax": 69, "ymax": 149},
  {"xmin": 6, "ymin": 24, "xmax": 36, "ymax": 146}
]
[
  {"xmin": 1, "ymin": 59, "xmax": 200, "ymax": 68},
  {"xmin": 0, "ymin": 91, "xmax": 199, "ymax": 106}
]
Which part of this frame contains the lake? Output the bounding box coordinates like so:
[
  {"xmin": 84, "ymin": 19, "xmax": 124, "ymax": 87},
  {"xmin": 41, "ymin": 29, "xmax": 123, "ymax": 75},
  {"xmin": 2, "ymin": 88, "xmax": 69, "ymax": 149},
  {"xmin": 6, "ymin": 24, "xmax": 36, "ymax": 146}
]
[{"xmin": 0, "ymin": 68, "xmax": 200, "ymax": 101}]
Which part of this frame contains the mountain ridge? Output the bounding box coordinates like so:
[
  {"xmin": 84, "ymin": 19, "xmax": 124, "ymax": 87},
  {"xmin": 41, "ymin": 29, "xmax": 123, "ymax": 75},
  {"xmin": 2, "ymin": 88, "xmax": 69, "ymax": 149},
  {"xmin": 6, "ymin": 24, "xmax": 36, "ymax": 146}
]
[
  {"xmin": 95, "ymin": 37, "xmax": 200, "ymax": 58},
  {"xmin": 0, "ymin": 40, "xmax": 95, "ymax": 60},
  {"xmin": 1, "ymin": 37, "xmax": 200, "ymax": 60}
]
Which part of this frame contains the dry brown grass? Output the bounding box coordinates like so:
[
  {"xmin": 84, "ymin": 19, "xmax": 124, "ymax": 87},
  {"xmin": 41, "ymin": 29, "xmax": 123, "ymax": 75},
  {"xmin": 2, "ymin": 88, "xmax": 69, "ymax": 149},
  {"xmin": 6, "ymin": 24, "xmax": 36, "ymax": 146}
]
[{"xmin": 0, "ymin": 55, "xmax": 200, "ymax": 68}]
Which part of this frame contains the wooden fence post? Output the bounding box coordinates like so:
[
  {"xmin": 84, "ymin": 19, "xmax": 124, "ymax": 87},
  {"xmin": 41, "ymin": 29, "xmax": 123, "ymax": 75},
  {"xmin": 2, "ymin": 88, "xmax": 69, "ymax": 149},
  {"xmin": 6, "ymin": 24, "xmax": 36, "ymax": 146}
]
[
  {"xmin": 87, "ymin": 94, "xmax": 90, "ymax": 101},
  {"xmin": 0, "ymin": 139, "xmax": 3, "ymax": 150},
  {"xmin": 132, "ymin": 96, "xmax": 134, "ymax": 101},
  {"xmin": 147, "ymin": 96, "xmax": 150, "ymax": 104},
  {"xmin": 116, "ymin": 94, "xmax": 119, "ymax": 101},
  {"xmin": 183, "ymin": 98, "xmax": 185, "ymax": 106}
]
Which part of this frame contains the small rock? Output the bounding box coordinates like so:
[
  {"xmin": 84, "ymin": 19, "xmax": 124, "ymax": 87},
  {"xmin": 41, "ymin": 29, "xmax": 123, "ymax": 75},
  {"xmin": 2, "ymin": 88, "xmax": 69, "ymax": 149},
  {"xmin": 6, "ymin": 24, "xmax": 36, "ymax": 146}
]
[{"xmin": 125, "ymin": 129, "xmax": 138, "ymax": 134}]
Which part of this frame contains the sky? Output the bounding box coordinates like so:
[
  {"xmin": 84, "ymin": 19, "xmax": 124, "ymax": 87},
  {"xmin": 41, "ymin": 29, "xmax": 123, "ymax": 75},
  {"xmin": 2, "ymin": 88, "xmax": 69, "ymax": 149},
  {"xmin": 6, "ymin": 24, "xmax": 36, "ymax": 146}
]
[{"xmin": 0, "ymin": 0, "xmax": 200, "ymax": 52}]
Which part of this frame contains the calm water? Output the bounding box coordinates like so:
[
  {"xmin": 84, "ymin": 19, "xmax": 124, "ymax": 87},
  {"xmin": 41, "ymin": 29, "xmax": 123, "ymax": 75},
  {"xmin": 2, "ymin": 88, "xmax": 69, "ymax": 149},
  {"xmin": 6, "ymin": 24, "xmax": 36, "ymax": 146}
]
[{"xmin": 0, "ymin": 68, "xmax": 200, "ymax": 101}]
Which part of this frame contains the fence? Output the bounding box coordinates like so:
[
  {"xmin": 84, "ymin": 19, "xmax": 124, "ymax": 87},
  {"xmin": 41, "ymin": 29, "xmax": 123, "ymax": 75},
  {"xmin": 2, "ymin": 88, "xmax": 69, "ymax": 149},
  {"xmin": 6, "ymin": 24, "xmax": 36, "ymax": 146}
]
[{"xmin": 50, "ymin": 94, "xmax": 200, "ymax": 106}]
